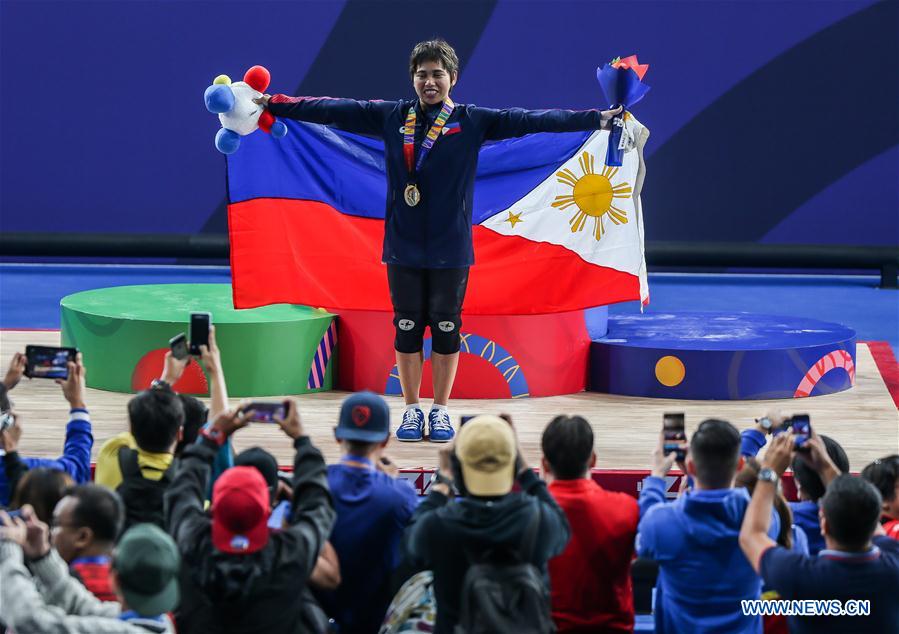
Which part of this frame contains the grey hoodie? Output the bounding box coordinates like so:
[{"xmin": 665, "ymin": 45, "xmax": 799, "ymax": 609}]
[{"xmin": 0, "ymin": 541, "xmax": 175, "ymax": 633}]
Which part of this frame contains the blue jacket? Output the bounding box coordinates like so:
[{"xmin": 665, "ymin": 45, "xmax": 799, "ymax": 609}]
[
  {"xmin": 637, "ymin": 476, "xmax": 779, "ymax": 634},
  {"xmin": 0, "ymin": 409, "xmax": 93, "ymax": 505},
  {"xmin": 268, "ymin": 96, "xmax": 607, "ymax": 269},
  {"xmin": 317, "ymin": 458, "xmax": 419, "ymax": 634}
]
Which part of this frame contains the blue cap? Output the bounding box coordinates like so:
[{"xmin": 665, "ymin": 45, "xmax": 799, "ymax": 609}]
[{"xmin": 335, "ymin": 391, "xmax": 390, "ymax": 442}]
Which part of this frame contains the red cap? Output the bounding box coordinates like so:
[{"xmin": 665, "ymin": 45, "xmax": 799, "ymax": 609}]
[{"xmin": 211, "ymin": 466, "xmax": 271, "ymax": 554}]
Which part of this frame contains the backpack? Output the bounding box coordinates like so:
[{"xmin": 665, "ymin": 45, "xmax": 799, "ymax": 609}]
[
  {"xmin": 116, "ymin": 446, "xmax": 175, "ymax": 531},
  {"xmin": 455, "ymin": 509, "xmax": 556, "ymax": 634},
  {"xmin": 379, "ymin": 570, "xmax": 437, "ymax": 634}
]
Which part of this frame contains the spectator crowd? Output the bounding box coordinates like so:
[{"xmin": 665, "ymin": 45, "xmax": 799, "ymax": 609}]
[{"xmin": 0, "ymin": 334, "xmax": 897, "ymax": 633}]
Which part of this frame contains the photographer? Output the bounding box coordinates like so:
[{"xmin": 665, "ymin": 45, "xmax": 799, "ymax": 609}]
[
  {"xmin": 740, "ymin": 432, "xmax": 899, "ymax": 633},
  {"xmin": 164, "ymin": 400, "xmax": 335, "ymax": 634},
  {"xmin": 637, "ymin": 419, "xmax": 780, "ymax": 633},
  {"xmin": 740, "ymin": 413, "xmax": 849, "ymax": 555},
  {"xmin": 402, "ymin": 415, "xmax": 569, "ymax": 634},
  {"xmin": 0, "ymin": 353, "xmax": 93, "ymax": 506},
  {"xmin": 0, "ymin": 505, "xmax": 179, "ymax": 633}
]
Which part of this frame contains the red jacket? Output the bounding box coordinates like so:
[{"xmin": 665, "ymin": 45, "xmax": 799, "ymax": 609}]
[
  {"xmin": 548, "ymin": 478, "xmax": 639, "ymax": 633},
  {"xmin": 884, "ymin": 517, "xmax": 899, "ymax": 540},
  {"xmin": 70, "ymin": 557, "xmax": 117, "ymax": 603}
]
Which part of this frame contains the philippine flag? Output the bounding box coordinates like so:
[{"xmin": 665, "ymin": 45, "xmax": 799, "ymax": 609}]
[{"xmin": 226, "ymin": 114, "xmax": 649, "ymax": 314}]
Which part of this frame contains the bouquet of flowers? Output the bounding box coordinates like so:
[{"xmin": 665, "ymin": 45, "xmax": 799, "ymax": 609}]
[{"xmin": 597, "ymin": 55, "xmax": 650, "ymax": 166}]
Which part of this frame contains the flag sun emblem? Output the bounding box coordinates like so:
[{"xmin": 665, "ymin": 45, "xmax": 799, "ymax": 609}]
[{"xmin": 551, "ymin": 151, "xmax": 632, "ymax": 241}]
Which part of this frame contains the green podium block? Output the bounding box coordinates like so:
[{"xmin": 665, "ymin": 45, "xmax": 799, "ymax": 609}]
[{"xmin": 60, "ymin": 284, "xmax": 336, "ymax": 396}]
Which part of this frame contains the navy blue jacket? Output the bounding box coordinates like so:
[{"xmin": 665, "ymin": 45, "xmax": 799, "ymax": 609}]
[
  {"xmin": 268, "ymin": 95, "xmax": 606, "ymax": 269},
  {"xmin": 316, "ymin": 459, "xmax": 419, "ymax": 634}
]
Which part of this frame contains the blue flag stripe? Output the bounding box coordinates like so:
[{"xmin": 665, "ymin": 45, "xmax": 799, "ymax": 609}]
[{"xmin": 227, "ymin": 120, "xmax": 592, "ymax": 225}]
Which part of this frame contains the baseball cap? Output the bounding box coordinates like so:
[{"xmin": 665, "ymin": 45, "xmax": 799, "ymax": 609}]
[
  {"xmin": 455, "ymin": 415, "xmax": 516, "ymax": 496},
  {"xmin": 235, "ymin": 447, "xmax": 279, "ymax": 503},
  {"xmin": 113, "ymin": 524, "xmax": 180, "ymax": 616},
  {"xmin": 335, "ymin": 391, "xmax": 390, "ymax": 443},
  {"xmin": 211, "ymin": 466, "xmax": 271, "ymax": 554}
]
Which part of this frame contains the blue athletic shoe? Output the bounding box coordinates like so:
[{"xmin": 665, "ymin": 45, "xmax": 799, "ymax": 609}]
[
  {"xmin": 396, "ymin": 408, "xmax": 425, "ymax": 442},
  {"xmin": 428, "ymin": 408, "xmax": 455, "ymax": 443}
]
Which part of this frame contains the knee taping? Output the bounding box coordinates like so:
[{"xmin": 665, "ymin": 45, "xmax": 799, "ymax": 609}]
[
  {"xmin": 429, "ymin": 313, "xmax": 462, "ymax": 354},
  {"xmin": 393, "ymin": 312, "xmax": 426, "ymax": 353}
]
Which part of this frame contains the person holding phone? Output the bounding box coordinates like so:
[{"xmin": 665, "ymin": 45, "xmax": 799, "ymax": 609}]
[
  {"xmin": 257, "ymin": 39, "xmax": 622, "ymax": 444},
  {"xmin": 739, "ymin": 414, "xmax": 850, "ymax": 555},
  {"xmin": 164, "ymin": 400, "xmax": 336, "ymax": 634},
  {"xmin": 0, "ymin": 353, "xmax": 93, "ymax": 507},
  {"xmin": 740, "ymin": 433, "xmax": 899, "ymax": 634},
  {"xmin": 637, "ymin": 419, "xmax": 782, "ymax": 633}
]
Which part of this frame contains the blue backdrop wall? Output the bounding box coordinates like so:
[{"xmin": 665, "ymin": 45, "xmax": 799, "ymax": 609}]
[{"xmin": 1, "ymin": 0, "xmax": 896, "ymax": 245}]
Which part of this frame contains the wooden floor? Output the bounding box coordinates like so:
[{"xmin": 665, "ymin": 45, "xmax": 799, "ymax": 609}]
[{"xmin": 2, "ymin": 330, "xmax": 896, "ymax": 470}]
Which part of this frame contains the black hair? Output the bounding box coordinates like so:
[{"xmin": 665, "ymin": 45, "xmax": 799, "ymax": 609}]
[
  {"xmin": 235, "ymin": 447, "xmax": 279, "ymax": 503},
  {"xmin": 792, "ymin": 435, "xmax": 850, "ymax": 502},
  {"xmin": 173, "ymin": 394, "xmax": 208, "ymax": 457},
  {"xmin": 861, "ymin": 455, "xmax": 899, "ymax": 502},
  {"xmin": 409, "ymin": 39, "xmax": 460, "ymax": 78},
  {"xmin": 541, "ymin": 415, "xmax": 594, "ymax": 480},
  {"xmin": 821, "ymin": 475, "xmax": 882, "ymax": 551},
  {"xmin": 344, "ymin": 439, "xmax": 382, "ymax": 456},
  {"xmin": 127, "ymin": 388, "xmax": 185, "ymax": 453},
  {"xmin": 64, "ymin": 484, "xmax": 123, "ymax": 543},
  {"xmin": 689, "ymin": 419, "xmax": 741, "ymax": 489},
  {"xmin": 12, "ymin": 468, "xmax": 74, "ymax": 524}
]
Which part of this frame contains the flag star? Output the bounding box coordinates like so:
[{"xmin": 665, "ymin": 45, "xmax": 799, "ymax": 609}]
[{"xmin": 506, "ymin": 211, "xmax": 523, "ymax": 228}]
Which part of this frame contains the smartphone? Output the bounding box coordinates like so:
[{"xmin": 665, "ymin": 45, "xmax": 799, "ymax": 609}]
[
  {"xmin": 246, "ymin": 401, "xmax": 286, "ymax": 423},
  {"xmin": 24, "ymin": 345, "xmax": 78, "ymax": 380},
  {"xmin": 267, "ymin": 500, "xmax": 292, "ymax": 531},
  {"xmin": 189, "ymin": 312, "xmax": 211, "ymax": 355},
  {"xmin": 663, "ymin": 413, "xmax": 687, "ymax": 462},
  {"xmin": 169, "ymin": 333, "xmax": 189, "ymax": 361},
  {"xmin": 6, "ymin": 509, "xmax": 23, "ymax": 521},
  {"xmin": 789, "ymin": 414, "xmax": 811, "ymax": 450}
]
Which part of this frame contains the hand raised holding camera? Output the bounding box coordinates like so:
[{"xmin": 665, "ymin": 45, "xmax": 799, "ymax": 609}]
[
  {"xmin": 761, "ymin": 432, "xmax": 794, "ymax": 477},
  {"xmin": 0, "ymin": 413, "xmax": 22, "ymax": 453},
  {"xmin": 274, "ymin": 399, "xmax": 304, "ymax": 440},
  {"xmin": 376, "ymin": 454, "xmax": 400, "ymax": 478},
  {"xmin": 161, "ymin": 350, "xmax": 189, "ymax": 386},
  {"xmin": 0, "ymin": 509, "xmax": 27, "ymax": 546},
  {"xmin": 55, "ymin": 353, "xmax": 86, "ymax": 410},
  {"xmin": 794, "ymin": 428, "xmax": 840, "ymax": 484},
  {"xmin": 652, "ymin": 431, "xmax": 678, "ymax": 479},
  {"xmin": 210, "ymin": 406, "xmax": 252, "ymax": 438},
  {"xmin": 198, "ymin": 325, "xmax": 222, "ymax": 376},
  {"xmin": 3, "ymin": 352, "xmax": 27, "ymax": 390},
  {"xmin": 18, "ymin": 505, "xmax": 50, "ymax": 560}
]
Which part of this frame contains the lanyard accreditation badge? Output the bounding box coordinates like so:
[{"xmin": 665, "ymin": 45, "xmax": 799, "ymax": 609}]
[{"xmin": 402, "ymin": 98, "xmax": 455, "ymax": 207}]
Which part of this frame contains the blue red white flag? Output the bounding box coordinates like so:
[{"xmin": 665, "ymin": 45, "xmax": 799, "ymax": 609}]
[{"xmin": 227, "ymin": 115, "xmax": 649, "ymax": 314}]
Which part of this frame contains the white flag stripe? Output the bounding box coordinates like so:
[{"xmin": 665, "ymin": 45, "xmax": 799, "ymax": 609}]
[{"xmin": 479, "ymin": 115, "xmax": 649, "ymax": 305}]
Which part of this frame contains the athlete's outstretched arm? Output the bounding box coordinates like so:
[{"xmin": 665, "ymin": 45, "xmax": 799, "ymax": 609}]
[
  {"xmin": 476, "ymin": 105, "xmax": 622, "ymax": 141},
  {"xmin": 258, "ymin": 94, "xmax": 395, "ymax": 137}
]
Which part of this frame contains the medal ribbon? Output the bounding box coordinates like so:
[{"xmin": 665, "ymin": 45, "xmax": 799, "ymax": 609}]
[{"xmin": 403, "ymin": 97, "xmax": 455, "ymax": 179}]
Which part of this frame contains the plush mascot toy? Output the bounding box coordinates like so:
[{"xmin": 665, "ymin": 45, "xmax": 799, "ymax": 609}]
[{"xmin": 204, "ymin": 65, "xmax": 287, "ymax": 154}]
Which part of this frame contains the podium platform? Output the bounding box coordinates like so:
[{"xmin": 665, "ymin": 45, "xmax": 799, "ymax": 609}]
[
  {"xmin": 60, "ymin": 284, "xmax": 335, "ymax": 396},
  {"xmin": 589, "ymin": 312, "xmax": 856, "ymax": 400}
]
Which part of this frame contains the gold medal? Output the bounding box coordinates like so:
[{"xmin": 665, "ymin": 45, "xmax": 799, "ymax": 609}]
[{"xmin": 404, "ymin": 183, "xmax": 421, "ymax": 207}]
